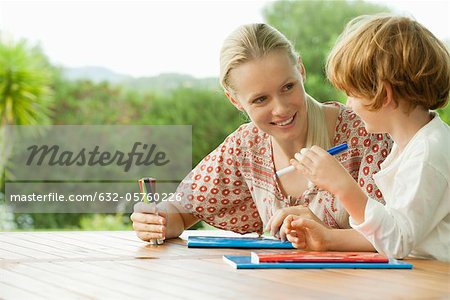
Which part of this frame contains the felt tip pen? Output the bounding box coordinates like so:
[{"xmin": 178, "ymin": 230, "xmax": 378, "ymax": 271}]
[
  {"xmin": 138, "ymin": 178, "xmax": 164, "ymax": 245},
  {"xmin": 275, "ymin": 143, "xmax": 348, "ymax": 177}
]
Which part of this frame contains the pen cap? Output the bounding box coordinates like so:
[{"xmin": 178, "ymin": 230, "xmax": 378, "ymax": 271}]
[
  {"xmin": 138, "ymin": 177, "xmax": 156, "ymax": 203},
  {"xmin": 326, "ymin": 143, "xmax": 348, "ymax": 155}
]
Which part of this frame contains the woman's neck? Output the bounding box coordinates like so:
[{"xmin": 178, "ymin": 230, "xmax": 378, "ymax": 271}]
[{"xmin": 272, "ymin": 134, "xmax": 306, "ymax": 159}]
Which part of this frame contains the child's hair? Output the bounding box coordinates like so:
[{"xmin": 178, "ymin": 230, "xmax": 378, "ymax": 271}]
[
  {"xmin": 220, "ymin": 23, "xmax": 331, "ymax": 149},
  {"xmin": 326, "ymin": 14, "xmax": 450, "ymax": 112}
]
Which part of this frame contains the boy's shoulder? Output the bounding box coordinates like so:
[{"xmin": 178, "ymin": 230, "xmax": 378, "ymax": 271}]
[
  {"xmin": 415, "ymin": 115, "xmax": 450, "ymax": 150},
  {"xmin": 409, "ymin": 115, "xmax": 450, "ymax": 176}
]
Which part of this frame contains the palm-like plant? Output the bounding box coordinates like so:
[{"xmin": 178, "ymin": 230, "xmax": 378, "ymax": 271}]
[
  {"xmin": 0, "ymin": 38, "xmax": 53, "ymax": 126},
  {"xmin": 0, "ymin": 35, "xmax": 54, "ymax": 187}
]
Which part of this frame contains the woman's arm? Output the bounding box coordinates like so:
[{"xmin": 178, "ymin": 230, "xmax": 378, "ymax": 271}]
[{"xmin": 163, "ymin": 201, "xmax": 199, "ymax": 239}]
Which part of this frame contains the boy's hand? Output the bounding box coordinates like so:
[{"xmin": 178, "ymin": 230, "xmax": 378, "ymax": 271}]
[
  {"xmin": 283, "ymin": 215, "xmax": 331, "ymax": 251},
  {"xmin": 265, "ymin": 206, "xmax": 327, "ymax": 241},
  {"xmin": 131, "ymin": 202, "xmax": 166, "ymax": 242},
  {"xmin": 290, "ymin": 146, "xmax": 354, "ymax": 196}
]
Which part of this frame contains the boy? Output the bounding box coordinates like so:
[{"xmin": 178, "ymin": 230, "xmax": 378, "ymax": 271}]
[{"xmin": 285, "ymin": 14, "xmax": 450, "ymax": 261}]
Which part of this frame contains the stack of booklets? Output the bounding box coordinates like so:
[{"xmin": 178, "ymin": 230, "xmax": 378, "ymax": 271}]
[
  {"xmin": 187, "ymin": 236, "xmax": 294, "ymax": 249},
  {"xmin": 186, "ymin": 236, "xmax": 412, "ymax": 269},
  {"xmin": 223, "ymin": 251, "xmax": 413, "ymax": 269}
]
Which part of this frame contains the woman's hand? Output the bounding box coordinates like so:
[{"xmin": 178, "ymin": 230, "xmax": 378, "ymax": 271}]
[
  {"xmin": 283, "ymin": 215, "xmax": 331, "ymax": 251},
  {"xmin": 265, "ymin": 206, "xmax": 327, "ymax": 241},
  {"xmin": 131, "ymin": 202, "xmax": 166, "ymax": 242}
]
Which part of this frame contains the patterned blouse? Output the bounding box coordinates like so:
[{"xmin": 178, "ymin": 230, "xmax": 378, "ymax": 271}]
[{"xmin": 176, "ymin": 102, "xmax": 393, "ymax": 234}]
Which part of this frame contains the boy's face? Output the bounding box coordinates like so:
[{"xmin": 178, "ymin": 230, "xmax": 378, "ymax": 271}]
[{"xmin": 347, "ymin": 96, "xmax": 386, "ymax": 134}]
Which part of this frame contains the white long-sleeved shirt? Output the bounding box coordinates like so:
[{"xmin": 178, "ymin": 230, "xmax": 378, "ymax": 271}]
[{"xmin": 350, "ymin": 114, "xmax": 450, "ymax": 262}]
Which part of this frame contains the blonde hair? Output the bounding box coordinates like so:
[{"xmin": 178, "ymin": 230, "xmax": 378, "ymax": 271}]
[
  {"xmin": 220, "ymin": 23, "xmax": 331, "ymax": 149},
  {"xmin": 327, "ymin": 14, "xmax": 450, "ymax": 111}
]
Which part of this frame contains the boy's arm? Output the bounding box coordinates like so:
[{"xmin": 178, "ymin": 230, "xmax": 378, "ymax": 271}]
[
  {"xmin": 285, "ymin": 216, "xmax": 376, "ymax": 252},
  {"xmin": 335, "ymin": 178, "xmax": 368, "ymax": 224},
  {"xmin": 291, "ymin": 146, "xmax": 368, "ymax": 223},
  {"xmin": 327, "ymin": 228, "xmax": 376, "ymax": 251}
]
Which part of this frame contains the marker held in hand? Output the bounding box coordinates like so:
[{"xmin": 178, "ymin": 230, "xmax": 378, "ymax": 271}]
[{"xmin": 275, "ymin": 143, "xmax": 348, "ymax": 177}]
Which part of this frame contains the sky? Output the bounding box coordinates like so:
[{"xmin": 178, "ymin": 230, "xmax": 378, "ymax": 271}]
[{"xmin": 0, "ymin": 0, "xmax": 448, "ymax": 78}]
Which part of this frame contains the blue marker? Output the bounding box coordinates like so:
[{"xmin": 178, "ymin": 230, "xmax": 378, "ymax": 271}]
[{"xmin": 275, "ymin": 143, "xmax": 348, "ymax": 177}]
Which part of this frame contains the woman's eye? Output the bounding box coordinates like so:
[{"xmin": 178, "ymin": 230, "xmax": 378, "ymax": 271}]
[
  {"xmin": 253, "ymin": 96, "xmax": 266, "ymax": 104},
  {"xmin": 283, "ymin": 82, "xmax": 295, "ymax": 91}
]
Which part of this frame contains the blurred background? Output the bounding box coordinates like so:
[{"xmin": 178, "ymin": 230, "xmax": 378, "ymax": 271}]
[{"xmin": 1, "ymin": 0, "xmax": 449, "ymax": 231}]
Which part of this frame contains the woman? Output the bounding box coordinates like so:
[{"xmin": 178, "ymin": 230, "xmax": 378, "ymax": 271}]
[{"xmin": 131, "ymin": 23, "xmax": 392, "ymax": 250}]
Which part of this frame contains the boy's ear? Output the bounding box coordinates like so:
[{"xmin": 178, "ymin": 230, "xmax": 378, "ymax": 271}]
[
  {"xmin": 225, "ymin": 91, "xmax": 244, "ymax": 111},
  {"xmin": 382, "ymin": 82, "xmax": 394, "ymax": 108}
]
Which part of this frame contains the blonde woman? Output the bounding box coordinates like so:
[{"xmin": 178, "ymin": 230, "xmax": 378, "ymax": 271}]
[{"xmin": 132, "ymin": 23, "xmax": 392, "ymax": 250}]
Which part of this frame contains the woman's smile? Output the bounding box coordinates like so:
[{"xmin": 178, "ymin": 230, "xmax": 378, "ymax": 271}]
[{"xmin": 271, "ymin": 112, "xmax": 297, "ymax": 128}]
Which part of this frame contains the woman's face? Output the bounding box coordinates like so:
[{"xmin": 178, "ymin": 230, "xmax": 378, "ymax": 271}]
[{"xmin": 226, "ymin": 50, "xmax": 308, "ymax": 142}]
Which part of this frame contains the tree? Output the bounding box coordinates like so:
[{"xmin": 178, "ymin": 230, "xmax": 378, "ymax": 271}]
[
  {"xmin": 0, "ymin": 36, "xmax": 55, "ymax": 163},
  {"xmin": 0, "ymin": 37, "xmax": 55, "ymax": 185},
  {"xmin": 0, "ymin": 38, "xmax": 54, "ymax": 126},
  {"xmin": 263, "ymin": 0, "xmax": 390, "ymax": 102},
  {"xmin": 0, "ymin": 36, "xmax": 55, "ymax": 229},
  {"xmin": 438, "ymin": 40, "xmax": 450, "ymax": 124}
]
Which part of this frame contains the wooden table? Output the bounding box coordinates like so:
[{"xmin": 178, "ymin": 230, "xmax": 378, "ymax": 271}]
[{"xmin": 0, "ymin": 230, "xmax": 449, "ymax": 299}]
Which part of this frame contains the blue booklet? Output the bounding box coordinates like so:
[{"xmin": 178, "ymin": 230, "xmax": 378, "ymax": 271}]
[
  {"xmin": 187, "ymin": 236, "xmax": 294, "ymax": 249},
  {"xmin": 223, "ymin": 255, "xmax": 413, "ymax": 269}
]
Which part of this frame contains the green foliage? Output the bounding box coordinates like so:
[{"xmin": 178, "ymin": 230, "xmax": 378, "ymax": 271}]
[
  {"xmin": 0, "ymin": 192, "xmax": 17, "ymax": 230},
  {"xmin": 0, "ymin": 38, "xmax": 57, "ymax": 185},
  {"xmin": 13, "ymin": 213, "xmax": 83, "ymax": 229},
  {"xmin": 0, "ymin": 39, "xmax": 54, "ymax": 126},
  {"xmin": 121, "ymin": 73, "xmax": 220, "ymax": 94},
  {"xmin": 264, "ymin": 0, "xmax": 389, "ymax": 102},
  {"xmin": 52, "ymin": 80, "xmax": 126, "ymax": 124},
  {"xmin": 0, "ymin": 38, "xmax": 57, "ymax": 228},
  {"xmin": 52, "ymin": 80, "xmax": 245, "ymax": 165},
  {"xmin": 437, "ymin": 105, "xmax": 450, "ymax": 124},
  {"xmin": 137, "ymin": 87, "xmax": 245, "ymax": 165},
  {"xmin": 79, "ymin": 214, "xmax": 132, "ymax": 230}
]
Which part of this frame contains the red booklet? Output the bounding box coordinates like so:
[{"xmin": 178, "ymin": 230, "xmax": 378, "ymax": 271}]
[{"xmin": 251, "ymin": 251, "xmax": 389, "ymax": 263}]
